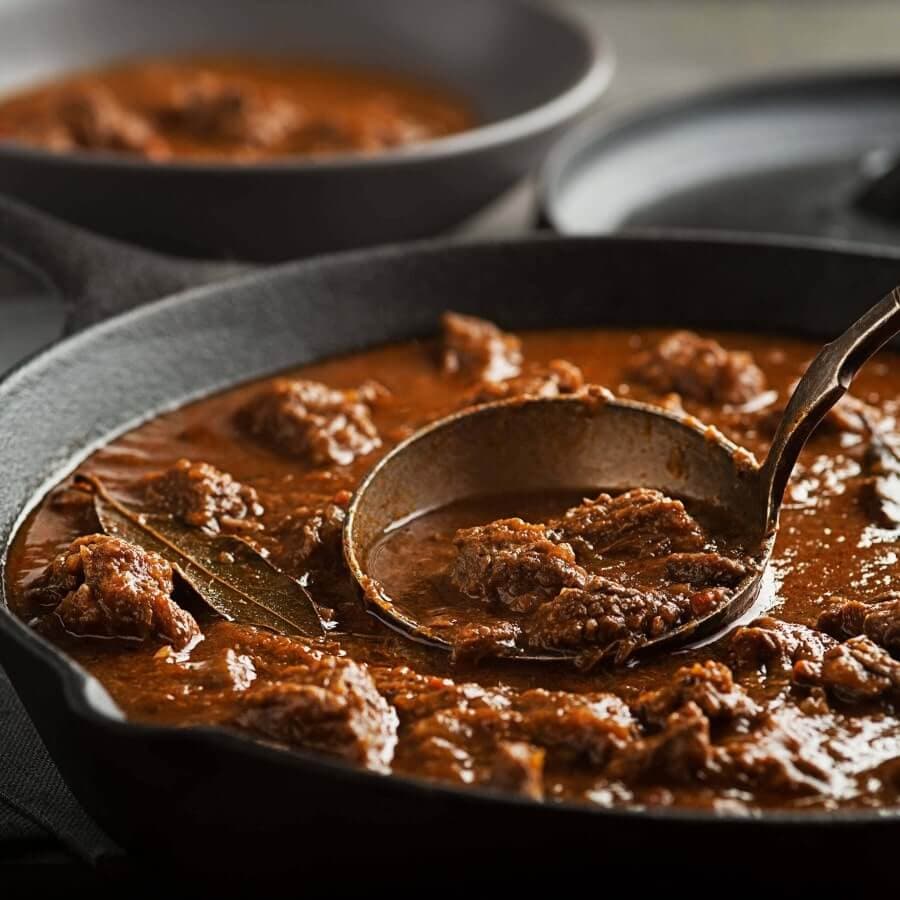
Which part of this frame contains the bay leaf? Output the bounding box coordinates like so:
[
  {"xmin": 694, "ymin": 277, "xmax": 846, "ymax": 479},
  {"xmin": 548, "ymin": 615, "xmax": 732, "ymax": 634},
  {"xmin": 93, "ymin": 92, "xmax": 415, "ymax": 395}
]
[{"xmin": 78, "ymin": 475, "xmax": 324, "ymax": 638}]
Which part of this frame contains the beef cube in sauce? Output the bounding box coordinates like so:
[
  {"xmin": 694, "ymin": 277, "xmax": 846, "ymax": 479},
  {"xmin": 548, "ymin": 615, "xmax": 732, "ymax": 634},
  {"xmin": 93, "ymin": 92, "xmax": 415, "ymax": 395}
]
[
  {"xmin": 633, "ymin": 661, "xmax": 761, "ymax": 729},
  {"xmin": 25, "ymin": 534, "xmax": 199, "ymax": 649},
  {"xmin": 234, "ymin": 651, "xmax": 398, "ymax": 772},
  {"xmin": 523, "ymin": 579, "xmax": 716, "ymax": 662},
  {"xmin": 384, "ymin": 667, "xmax": 635, "ymax": 788},
  {"xmin": 729, "ymin": 617, "xmax": 837, "ymax": 672},
  {"xmin": 463, "ymin": 359, "xmax": 584, "ymax": 407},
  {"xmin": 487, "ymin": 741, "xmax": 545, "ymax": 800},
  {"xmin": 553, "ymin": 488, "xmax": 706, "ymax": 559},
  {"xmin": 817, "ymin": 593, "xmax": 900, "ymax": 654},
  {"xmin": 141, "ymin": 458, "xmax": 263, "ymax": 534},
  {"xmin": 450, "ymin": 518, "xmax": 587, "ymax": 613},
  {"xmin": 241, "ymin": 378, "xmax": 382, "ymax": 466},
  {"xmin": 441, "ymin": 312, "xmax": 523, "ymax": 383},
  {"xmin": 158, "ymin": 72, "xmax": 302, "ymax": 150},
  {"xmin": 795, "ymin": 636, "xmax": 900, "ymax": 704},
  {"xmin": 513, "ymin": 689, "xmax": 636, "ymax": 766},
  {"xmin": 434, "ymin": 487, "xmax": 744, "ymax": 662},
  {"xmin": 605, "ymin": 702, "xmax": 713, "ymax": 785},
  {"xmin": 451, "ymin": 621, "xmax": 522, "ymax": 664},
  {"xmin": 665, "ymin": 551, "xmax": 748, "ymax": 587},
  {"xmin": 626, "ymin": 330, "xmax": 766, "ymax": 405},
  {"xmin": 31, "ymin": 85, "xmax": 169, "ymax": 157},
  {"xmin": 272, "ymin": 490, "xmax": 353, "ymax": 577}
]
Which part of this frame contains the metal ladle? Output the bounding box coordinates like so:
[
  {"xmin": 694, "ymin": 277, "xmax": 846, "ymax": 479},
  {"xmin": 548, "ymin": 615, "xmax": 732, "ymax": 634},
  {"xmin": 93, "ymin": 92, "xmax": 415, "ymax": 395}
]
[{"xmin": 344, "ymin": 288, "xmax": 900, "ymax": 661}]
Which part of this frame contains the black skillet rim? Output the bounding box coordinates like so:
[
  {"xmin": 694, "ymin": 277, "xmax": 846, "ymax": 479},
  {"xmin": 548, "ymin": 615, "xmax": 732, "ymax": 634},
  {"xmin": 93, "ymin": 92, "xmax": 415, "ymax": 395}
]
[
  {"xmin": 2, "ymin": 231, "xmax": 900, "ymax": 830},
  {"xmin": 539, "ymin": 64, "xmax": 900, "ymax": 239}
]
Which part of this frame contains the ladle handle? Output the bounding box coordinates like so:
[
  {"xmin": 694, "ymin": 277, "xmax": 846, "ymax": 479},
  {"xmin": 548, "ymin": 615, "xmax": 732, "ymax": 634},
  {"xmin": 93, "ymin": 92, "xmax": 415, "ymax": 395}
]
[{"xmin": 759, "ymin": 286, "xmax": 900, "ymax": 530}]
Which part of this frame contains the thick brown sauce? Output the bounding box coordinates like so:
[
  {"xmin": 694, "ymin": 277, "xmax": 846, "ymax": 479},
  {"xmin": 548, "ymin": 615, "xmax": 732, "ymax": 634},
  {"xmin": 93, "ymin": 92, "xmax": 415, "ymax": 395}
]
[
  {"xmin": 7, "ymin": 327, "xmax": 900, "ymax": 811},
  {"xmin": 0, "ymin": 55, "xmax": 474, "ymax": 160}
]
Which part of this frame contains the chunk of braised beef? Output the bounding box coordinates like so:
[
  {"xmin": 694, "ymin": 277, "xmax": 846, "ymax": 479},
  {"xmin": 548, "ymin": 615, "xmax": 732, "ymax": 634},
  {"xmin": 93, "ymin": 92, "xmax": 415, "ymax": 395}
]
[
  {"xmin": 523, "ymin": 579, "xmax": 718, "ymax": 661},
  {"xmin": 273, "ymin": 490, "xmax": 352, "ymax": 576},
  {"xmin": 861, "ymin": 473, "xmax": 900, "ymax": 527},
  {"xmin": 450, "ymin": 518, "xmax": 587, "ymax": 614},
  {"xmin": 514, "ymin": 689, "xmax": 636, "ymax": 765},
  {"xmin": 864, "ymin": 596, "xmax": 900, "ymax": 653},
  {"xmin": 233, "ymin": 652, "xmax": 398, "ymax": 772},
  {"xmin": 441, "ymin": 312, "xmax": 523, "ymax": 383},
  {"xmin": 553, "ymin": 488, "xmax": 706, "ymax": 559},
  {"xmin": 400, "ymin": 688, "xmax": 634, "ymax": 785},
  {"xmin": 241, "ymin": 378, "xmax": 382, "ymax": 466},
  {"xmin": 451, "ymin": 621, "xmax": 521, "ymax": 664},
  {"xmin": 794, "ymin": 636, "xmax": 900, "ymax": 703},
  {"xmin": 729, "ymin": 617, "xmax": 837, "ymax": 671},
  {"xmin": 463, "ymin": 359, "xmax": 584, "ymax": 407},
  {"xmin": 633, "ymin": 661, "xmax": 761, "ymax": 729},
  {"xmin": 605, "ymin": 702, "xmax": 713, "ymax": 784},
  {"xmin": 487, "ymin": 741, "xmax": 545, "ymax": 800},
  {"xmin": 25, "ymin": 534, "xmax": 199, "ymax": 648},
  {"xmin": 376, "ymin": 667, "xmax": 635, "ymax": 784},
  {"xmin": 715, "ymin": 708, "xmax": 831, "ymax": 796},
  {"xmin": 665, "ymin": 551, "xmax": 748, "ymax": 587},
  {"xmin": 625, "ymin": 330, "xmax": 766, "ymax": 405},
  {"xmin": 159, "ymin": 72, "xmax": 301, "ymax": 149},
  {"xmin": 43, "ymin": 85, "xmax": 168, "ymax": 157},
  {"xmin": 373, "ymin": 666, "xmax": 505, "ymax": 720},
  {"xmin": 141, "ymin": 458, "xmax": 263, "ymax": 533},
  {"xmin": 817, "ymin": 593, "xmax": 900, "ymax": 653},
  {"xmin": 816, "ymin": 599, "xmax": 870, "ymax": 641},
  {"xmin": 859, "ymin": 434, "xmax": 900, "ymax": 525}
]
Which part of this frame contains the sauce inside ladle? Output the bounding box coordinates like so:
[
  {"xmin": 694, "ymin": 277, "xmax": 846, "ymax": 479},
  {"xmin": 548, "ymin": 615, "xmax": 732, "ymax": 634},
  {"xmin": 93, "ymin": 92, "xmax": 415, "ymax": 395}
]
[{"xmin": 344, "ymin": 288, "xmax": 900, "ymax": 663}]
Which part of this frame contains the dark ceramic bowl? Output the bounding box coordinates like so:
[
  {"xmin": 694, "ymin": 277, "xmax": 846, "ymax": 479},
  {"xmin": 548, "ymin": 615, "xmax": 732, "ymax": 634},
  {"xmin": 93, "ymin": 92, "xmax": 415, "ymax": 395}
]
[{"xmin": 0, "ymin": 0, "xmax": 613, "ymax": 260}]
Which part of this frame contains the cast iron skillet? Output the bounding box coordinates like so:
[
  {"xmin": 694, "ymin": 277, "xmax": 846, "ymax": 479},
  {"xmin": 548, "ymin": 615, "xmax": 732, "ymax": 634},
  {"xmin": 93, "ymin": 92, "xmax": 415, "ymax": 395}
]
[
  {"xmin": 0, "ymin": 0, "xmax": 612, "ymax": 261},
  {"xmin": 1, "ymin": 198, "xmax": 900, "ymax": 882}
]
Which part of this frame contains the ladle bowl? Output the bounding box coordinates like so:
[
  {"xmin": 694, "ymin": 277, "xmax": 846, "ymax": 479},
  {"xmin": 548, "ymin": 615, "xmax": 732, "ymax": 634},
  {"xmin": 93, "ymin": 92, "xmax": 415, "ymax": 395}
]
[{"xmin": 345, "ymin": 392, "xmax": 771, "ymax": 660}]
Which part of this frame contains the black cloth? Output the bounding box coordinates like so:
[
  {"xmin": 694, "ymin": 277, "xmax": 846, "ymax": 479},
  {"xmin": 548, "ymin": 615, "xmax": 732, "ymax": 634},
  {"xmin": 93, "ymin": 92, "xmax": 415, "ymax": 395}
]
[{"xmin": 0, "ymin": 665, "xmax": 121, "ymax": 866}]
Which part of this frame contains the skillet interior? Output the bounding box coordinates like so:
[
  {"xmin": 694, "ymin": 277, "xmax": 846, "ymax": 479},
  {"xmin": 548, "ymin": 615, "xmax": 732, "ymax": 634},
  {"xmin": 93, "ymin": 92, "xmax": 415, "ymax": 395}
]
[{"xmin": 3, "ymin": 234, "xmax": 900, "ymax": 876}]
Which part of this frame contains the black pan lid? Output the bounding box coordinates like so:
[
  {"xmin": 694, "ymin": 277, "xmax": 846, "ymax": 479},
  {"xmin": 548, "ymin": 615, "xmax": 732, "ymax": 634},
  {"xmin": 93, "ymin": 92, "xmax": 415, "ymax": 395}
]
[{"xmin": 541, "ymin": 68, "xmax": 900, "ymax": 248}]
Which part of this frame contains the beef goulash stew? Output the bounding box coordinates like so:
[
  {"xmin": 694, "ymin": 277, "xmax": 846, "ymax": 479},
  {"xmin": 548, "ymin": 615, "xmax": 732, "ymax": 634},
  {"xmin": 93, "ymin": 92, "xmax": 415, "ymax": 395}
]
[
  {"xmin": 0, "ymin": 56, "xmax": 474, "ymax": 161},
  {"xmin": 8, "ymin": 314, "xmax": 900, "ymax": 810}
]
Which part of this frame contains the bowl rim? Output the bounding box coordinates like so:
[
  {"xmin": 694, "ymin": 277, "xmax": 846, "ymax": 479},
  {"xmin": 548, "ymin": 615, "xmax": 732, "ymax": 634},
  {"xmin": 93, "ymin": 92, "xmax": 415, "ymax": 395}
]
[{"xmin": 0, "ymin": 0, "xmax": 615, "ymax": 174}]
